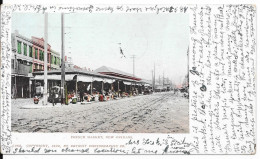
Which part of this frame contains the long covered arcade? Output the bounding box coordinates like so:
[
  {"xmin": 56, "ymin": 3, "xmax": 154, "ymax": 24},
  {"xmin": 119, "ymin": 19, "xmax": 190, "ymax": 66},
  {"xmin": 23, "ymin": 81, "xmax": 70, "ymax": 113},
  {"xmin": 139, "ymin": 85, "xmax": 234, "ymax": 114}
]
[{"xmin": 32, "ymin": 66, "xmax": 152, "ymax": 103}]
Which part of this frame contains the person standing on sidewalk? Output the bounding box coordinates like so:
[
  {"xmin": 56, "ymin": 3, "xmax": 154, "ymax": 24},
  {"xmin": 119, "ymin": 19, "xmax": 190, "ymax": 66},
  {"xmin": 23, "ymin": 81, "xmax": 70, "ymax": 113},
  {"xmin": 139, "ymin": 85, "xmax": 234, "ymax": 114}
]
[
  {"xmin": 52, "ymin": 89, "xmax": 56, "ymax": 106},
  {"xmin": 80, "ymin": 89, "xmax": 84, "ymax": 102}
]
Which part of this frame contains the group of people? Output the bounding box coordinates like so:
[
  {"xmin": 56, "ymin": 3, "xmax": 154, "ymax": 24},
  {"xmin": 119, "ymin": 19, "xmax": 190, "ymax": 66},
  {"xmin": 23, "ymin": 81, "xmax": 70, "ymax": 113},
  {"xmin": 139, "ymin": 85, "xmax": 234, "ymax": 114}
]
[{"xmin": 67, "ymin": 89, "xmax": 139, "ymax": 104}]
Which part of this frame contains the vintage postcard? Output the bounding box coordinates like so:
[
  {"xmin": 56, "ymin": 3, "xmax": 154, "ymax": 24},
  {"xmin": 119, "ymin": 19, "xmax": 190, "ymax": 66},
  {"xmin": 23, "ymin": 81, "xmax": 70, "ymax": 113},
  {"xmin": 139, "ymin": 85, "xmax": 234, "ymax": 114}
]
[{"xmin": 0, "ymin": 3, "xmax": 257, "ymax": 155}]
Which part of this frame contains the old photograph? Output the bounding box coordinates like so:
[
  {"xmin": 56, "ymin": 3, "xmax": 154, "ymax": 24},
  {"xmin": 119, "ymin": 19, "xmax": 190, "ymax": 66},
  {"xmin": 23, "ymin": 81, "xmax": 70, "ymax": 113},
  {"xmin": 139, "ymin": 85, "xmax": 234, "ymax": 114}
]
[{"xmin": 11, "ymin": 12, "xmax": 189, "ymax": 133}]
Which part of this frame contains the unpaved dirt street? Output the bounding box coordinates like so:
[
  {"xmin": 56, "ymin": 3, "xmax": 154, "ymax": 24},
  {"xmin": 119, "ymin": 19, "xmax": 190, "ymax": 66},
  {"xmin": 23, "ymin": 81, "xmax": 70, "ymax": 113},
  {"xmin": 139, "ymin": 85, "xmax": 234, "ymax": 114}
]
[{"xmin": 12, "ymin": 92, "xmax": 189, "ymax": 133}]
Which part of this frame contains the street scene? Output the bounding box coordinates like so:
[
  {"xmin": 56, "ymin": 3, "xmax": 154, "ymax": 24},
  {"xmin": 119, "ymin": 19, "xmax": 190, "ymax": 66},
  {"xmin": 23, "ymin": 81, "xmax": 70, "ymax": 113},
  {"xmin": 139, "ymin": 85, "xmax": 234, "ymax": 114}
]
[
  {"xmin": 12, "ymin": 92, "xmax": 188, "ymax": 133},
  {"xmin": 11, "ymin": 13, "xmax": 189, "ymax": 133}
]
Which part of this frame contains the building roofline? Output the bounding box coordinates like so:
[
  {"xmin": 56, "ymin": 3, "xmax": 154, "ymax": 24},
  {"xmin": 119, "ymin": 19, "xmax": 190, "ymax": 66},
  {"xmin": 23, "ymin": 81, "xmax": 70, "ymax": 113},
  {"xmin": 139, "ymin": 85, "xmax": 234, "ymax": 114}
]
[
  {"xmin": 12, "ymin": 32, "xmax": 60, "ymax": 56},
  {"xmin": 13, "ymin": 33, "xmax": 33, "ymax": 44},
  {"xmin": 95, "ymin": 66, "xmax": 142, "ymax": 81},
  {"xmin": 32, "ymin": 68, "xmax": 146, "ymax": 83},
  {"xmin": 50, "ymin": 49, "xmax": 60, "ymax": 56}
]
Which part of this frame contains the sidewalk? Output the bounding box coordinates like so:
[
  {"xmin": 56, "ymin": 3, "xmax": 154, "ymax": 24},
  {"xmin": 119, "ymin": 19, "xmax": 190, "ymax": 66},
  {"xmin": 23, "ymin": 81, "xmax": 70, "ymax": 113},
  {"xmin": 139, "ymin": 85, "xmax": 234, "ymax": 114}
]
[
  {"xmin": 16, "ymin": 93, "xmax": 152, "ymax": 109},
  {"xmin": 19, "ymin": 97, "xmax": 131, "ymax": 109},
  {"xmin": 20, "ymin": 102, "xmax": 64, "ymax": 109}
]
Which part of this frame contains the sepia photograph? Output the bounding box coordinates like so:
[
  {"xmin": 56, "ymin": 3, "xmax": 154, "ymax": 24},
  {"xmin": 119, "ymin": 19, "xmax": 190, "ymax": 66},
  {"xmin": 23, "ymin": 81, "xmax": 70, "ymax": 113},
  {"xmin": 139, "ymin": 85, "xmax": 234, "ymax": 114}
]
[{"xmin": 11, "ymin": 12, "xmax": 189, "ymax": 133}]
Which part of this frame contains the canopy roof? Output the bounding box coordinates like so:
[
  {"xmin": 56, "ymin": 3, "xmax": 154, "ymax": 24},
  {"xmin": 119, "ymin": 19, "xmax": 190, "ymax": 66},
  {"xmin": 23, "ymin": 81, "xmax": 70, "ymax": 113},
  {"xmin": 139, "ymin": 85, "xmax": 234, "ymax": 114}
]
[
  {"xmin": 95, "ymin": 66, "xmax": 142, "ymax": 81},
  {"xmin": 32, "ymin": 67, "xmax": 145, "ymax": 84}
]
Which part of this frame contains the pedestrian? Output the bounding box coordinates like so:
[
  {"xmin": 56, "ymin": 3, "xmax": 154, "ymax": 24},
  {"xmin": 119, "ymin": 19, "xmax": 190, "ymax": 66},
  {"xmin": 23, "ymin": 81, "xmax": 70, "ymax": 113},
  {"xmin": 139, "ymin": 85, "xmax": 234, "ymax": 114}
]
[
  {"xmin": 80, "ymin": 89, "xmax": 84, "ymax": 102},
  {"xmin": 95, "ymin": 92, "xmax": 99, "ymax": 101},
  {"xmin": 52, "ymin": 89, "xmax": 56, "ymax": 106},
  {"xmin": 99, "ymin": 93, "xmax": 103, "ymax": 101}
]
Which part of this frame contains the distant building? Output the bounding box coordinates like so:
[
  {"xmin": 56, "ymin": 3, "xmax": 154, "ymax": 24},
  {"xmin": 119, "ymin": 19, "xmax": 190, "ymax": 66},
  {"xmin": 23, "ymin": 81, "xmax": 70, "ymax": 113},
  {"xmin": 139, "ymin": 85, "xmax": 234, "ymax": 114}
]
[
  {"xmin": 64, "ymin": 55, "xmax": 74, "ymax": 68},
  {"xmin": 154, "ymin": 77, "xmax": 173, "ymax": 92},
  {"xmin": 11, "ymin": 31, "xmax": 60, "ymax": 98}
]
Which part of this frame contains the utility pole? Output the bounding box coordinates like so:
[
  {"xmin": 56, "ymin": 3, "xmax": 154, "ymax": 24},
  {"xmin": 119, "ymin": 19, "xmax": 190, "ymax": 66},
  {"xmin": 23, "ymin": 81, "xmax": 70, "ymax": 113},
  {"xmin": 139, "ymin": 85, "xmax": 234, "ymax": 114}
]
[
  {"xmin": 153, "ymin": 63, "xmax": 155, "ymax": 91},
  {"xmin": 187, "ymin": 46, "xmax": 189, "ymax": 88},
  {"xmin": 130, "ymin": 55, "xmax": 136, "ymax": 91},
  {"xmin": 61, "ymin": 13, "xmax": 65, "ymax": 105},
  {"xmin": 14, "ymin": 55, "xmax": 17, "ymax": 99},
  {"xmin": 118, "ymin": 80, "xmax": 120, "ymax": 96},
  {"xmin": 163, "ymin": 72, "xmax": 164, "ymax": 88},
  {"xmin": 43, "ymin": 13, "xmax": 48, "ymax": 105},
  {"xmin": 152, "ymin": 70, "xmax": 154, "ymax": 90},
  {"xmin": 130, "ymin": 55, "xmax": 136, "ymax": 77}
]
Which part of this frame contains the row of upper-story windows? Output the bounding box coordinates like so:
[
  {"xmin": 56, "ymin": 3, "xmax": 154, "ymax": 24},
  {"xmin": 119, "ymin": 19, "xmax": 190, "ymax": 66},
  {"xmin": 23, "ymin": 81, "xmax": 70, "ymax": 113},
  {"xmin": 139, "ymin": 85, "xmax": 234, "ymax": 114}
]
[
  {"xmin": 51, "ymin": 55, "xmax": 60, "ymax": 66},
  {"xmin": 17, "ymin": 40, "xmax": 60, "ymax": 65}
]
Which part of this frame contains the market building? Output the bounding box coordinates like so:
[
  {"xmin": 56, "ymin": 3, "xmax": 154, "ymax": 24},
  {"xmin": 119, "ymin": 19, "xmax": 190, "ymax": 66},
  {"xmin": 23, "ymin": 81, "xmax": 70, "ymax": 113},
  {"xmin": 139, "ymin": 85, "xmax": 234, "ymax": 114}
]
[{"xmin": 32, "ymin": 65, "xmax": 152, "ymax": 99}]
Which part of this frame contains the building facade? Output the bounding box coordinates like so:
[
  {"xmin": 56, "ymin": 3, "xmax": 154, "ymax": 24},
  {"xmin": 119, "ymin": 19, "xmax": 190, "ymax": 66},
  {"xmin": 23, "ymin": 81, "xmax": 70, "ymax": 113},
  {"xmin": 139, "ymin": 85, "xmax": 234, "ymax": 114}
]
[{"xmin": 11, "ymin": 31, "xmax": 60, "ymax": 98}]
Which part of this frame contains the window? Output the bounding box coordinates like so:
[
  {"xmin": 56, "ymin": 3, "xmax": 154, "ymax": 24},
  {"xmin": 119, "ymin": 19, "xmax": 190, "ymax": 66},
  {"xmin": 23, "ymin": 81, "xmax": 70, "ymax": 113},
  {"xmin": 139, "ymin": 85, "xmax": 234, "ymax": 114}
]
[
  {"xmin": 23, "ymin": 43, "xmax": 27, "ymax": 56},
  {"xmin": 51, "ymin": 55, "xmax": 53, "ymax": 64},
  {"xmin": 40, "ymin": 50, "xmax": 43, "ymax": 61},
  {"xmin": 57, "ymin": 58, "xmax": 60, "ymax": 65},
  {"xmin": 39, "ymin": 50, "xmax": 41, "ymax": 60},
  {"xmin": 42, "ymin": 51, "xmax": 45, "ymax": 61},
  {"xmin": 39, "ymin": 50, "xmax": 44, "ymax": 61},
  {"xmin": 38, "ymin": 51, "xmax": 40, "ymax": 60},
  {"xmin": 21, "ymin": 60, "xmax": 25, "ymax": 65},
  {"xmin": 11, "ymin": 59, "xmax": 14, "ymax": 69},
  {"xmin": 34, "ymin": 63, "xmax": 38, "ymax": 70},
  {"xmin": 47, "ymin": 53, "xmax": 50, "ymax": 63},
  {"xmin": 17, "ymin": 41, "xmax": 22, "ymax": 54},
  {"xmin": 29, "ymin": 63, "xmax": 32, "ymax": 73},
  {"xmin": 56, "ymin": 57, "xmax": 58, "ymax": 65},
  {"xmin": 54, "ymin": 56, "xmax": 57, "ymax": 65},
  {"xmin": 35, "ymin": 48, "xmax": 38, "ymax": 59},
  {"xmin": 29, "ymin": 46, "xmax": 33, "ymax": 57}
]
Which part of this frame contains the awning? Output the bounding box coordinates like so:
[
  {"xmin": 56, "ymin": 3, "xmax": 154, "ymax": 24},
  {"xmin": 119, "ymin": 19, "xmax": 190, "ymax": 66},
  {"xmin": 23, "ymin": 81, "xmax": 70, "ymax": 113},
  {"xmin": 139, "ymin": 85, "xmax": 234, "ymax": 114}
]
[
  {"xmin": 103, "ymin": 78, "xmax": 113, "ymax": 84},
  {"xmin": 123, "ymin": 81, "xmax": 132, "ymax": 85},
  {"xmin": 77, "ymin": 75, "xmax": 92, "ymax": 82},
  {"xmin": 66, "ymin": 74, "xmax": 75, "ymax": 81},
  {"xmin": 92, "ymin": 77, "xmax": 103, "ymax": 82},
  {"xmin": 34, "ymin": 74, "xmax": 75, "ymax": 81},
  {"xmin": 34, "ymin": 74, "xmax": 61, "ymax": 81},
  {"xmin": 144, "ymin": 83, "xmax": 151, "ymax": 86}
]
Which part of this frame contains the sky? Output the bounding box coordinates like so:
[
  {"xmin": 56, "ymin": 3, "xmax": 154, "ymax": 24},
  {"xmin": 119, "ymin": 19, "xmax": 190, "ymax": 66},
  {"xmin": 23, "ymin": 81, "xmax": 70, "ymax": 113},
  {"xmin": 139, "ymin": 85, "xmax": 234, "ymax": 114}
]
[{"xmin": 12, "ymin": 12, "xmax": 189, "ymax": 85}]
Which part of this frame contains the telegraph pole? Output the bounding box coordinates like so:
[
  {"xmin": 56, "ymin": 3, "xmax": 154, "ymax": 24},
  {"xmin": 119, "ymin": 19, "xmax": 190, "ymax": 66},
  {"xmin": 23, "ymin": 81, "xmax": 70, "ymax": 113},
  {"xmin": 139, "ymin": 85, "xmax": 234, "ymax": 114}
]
[
  {"xmin": 163, "ymin": 72, "xmax": 164, "ymax": 88},
  {"xmin": 61, "ymin": 13, "xmax": 65, "ymax": 105},
  {"xmin": 43, "ymin": 13, "xmax": 48, "ymax": 105},
  {"xmin": 130, "ymin": 55, "xmax": 136, "ymax": 77},
  {"xmin": 187, "ymin": 46, "xmax": 189, "ymax": 87},
  {"xmin": 130, "ymin": 55, "xmax": 136, "ymax": 92},
  {"xmin": 152, "ymin": 70, "xmax": 154, "ymax": 90},
  {"xmin": 153, "ymin": 63, "xmax": 155, "ymax": 91}
]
